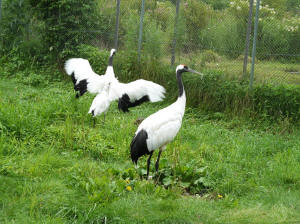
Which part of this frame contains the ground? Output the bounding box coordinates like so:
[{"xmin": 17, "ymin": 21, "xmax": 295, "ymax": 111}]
[{"xmin": 0, "ymin": 75, "xmax": 300, "ymax": 224}]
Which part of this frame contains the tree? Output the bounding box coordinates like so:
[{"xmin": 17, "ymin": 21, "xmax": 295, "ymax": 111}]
[{"xmin": 28, "ymin": 0, "xmax": 109, "ymax": 61}]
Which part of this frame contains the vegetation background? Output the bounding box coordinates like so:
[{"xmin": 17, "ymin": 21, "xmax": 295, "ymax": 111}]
[{"xmin": 0, "ymin": 0, "xmax": 300, "ymax": 223}]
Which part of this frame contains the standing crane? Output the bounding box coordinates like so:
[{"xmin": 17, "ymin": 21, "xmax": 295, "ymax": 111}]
[{"xmin": 130, "ymin": 65, "xmax": 202, "ymax": 179}]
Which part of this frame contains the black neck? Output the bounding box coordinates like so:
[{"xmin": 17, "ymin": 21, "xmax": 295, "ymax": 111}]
[
  {"xmin": 108, "ymin": 54, "xmax": 114, "ymax": 66},
  {"xmin": 176, "ymin": 70, "xmax": 184, "ymax": 97}
]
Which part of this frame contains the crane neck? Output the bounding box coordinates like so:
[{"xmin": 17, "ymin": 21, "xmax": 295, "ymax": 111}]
[
  {"xmin": 176, "ymin": 70, "xmax": 185, "ymax": 98},
  {"xmin": 108, "ymin": 54, "xmax": 114, "ymax": 66}
]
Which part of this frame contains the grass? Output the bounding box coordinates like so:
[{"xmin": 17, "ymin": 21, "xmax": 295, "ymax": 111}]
[
  {"xmin": 1, "ymin": 73, "xmax": 300, "ymax": 224},
  {"xmin": 165, "ymin": 51, "xmax": 300, "ymax": 86},
  {"xmin": 206, "ymin": 59, "xmax": 300, "ymax": 85}
]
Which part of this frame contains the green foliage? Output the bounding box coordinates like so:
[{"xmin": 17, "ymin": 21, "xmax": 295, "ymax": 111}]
[
  {"xmin": 0, "ymin": 0, "xmax": 32, "ymax": 53},
  {"xmin": 28, "ymin": 0, "xmax": 109, "ymax": 62},
  {"xmin": 200, "ymin": 14, "xmax": 245, "ymax": 58},
  {"xmin": 1, "ymin": 0, "xmax": 299, "ymax": 65},
  {"xmin": 183, "ymin": 0, "xmax": 213, "ymax": 49},
  {"xmin": 286, "ymin": 0, "xmax": 300, "ymax": 14},
  {"xmin": 257, "ymin": 19, "xmax": 289, "ymax": 60},
  {"xmin": 263, "ymin": 0, "xmax": 289, "ymax": 12},
  {"xmin": 122, "ymin": 13, "xmax": 139, "ymax": 52},
  {"xmin": 200, "ymin": 50, "xmax": 221, "ymax": 66},
  {"xmin": 74, "ymin": 44, "xmax": 108, "ymax": 75},
  {"xmin": 202, "ymin": 0, "xmax": 230, "ymax": 10},
  {"xmin": 253, "ymin": 85, "xmax": 300, "ymax": 120},
  {"xmin": 143, "ymin": 16, "xmax": 166, "ymax": 61}
]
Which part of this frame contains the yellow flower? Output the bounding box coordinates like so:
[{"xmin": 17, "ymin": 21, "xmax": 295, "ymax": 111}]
[
  {"xmin": 217, "ymin": 194, "xmax": 223, "ymax": 199},
  {"xmin": 126, "ymin": 186, "xmax": 132, "ymax": 191}
]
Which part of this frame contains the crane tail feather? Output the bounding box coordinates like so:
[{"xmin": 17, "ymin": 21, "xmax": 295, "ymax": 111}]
[{"xmin": 130, "ymin": 129, "xmax": 149, "ymax": 164}]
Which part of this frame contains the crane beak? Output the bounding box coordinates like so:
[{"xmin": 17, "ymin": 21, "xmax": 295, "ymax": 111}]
[{"xmin": 187, "ymin": 69, "xmax": 204, "ymax": 79}]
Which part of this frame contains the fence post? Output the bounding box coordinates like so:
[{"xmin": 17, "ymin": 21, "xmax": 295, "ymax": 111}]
[
  {"xmin": 242, "ymin": 0, "xmax": 254, "ymax": 80},
  {"xmin": 138, "ymin": 0, "xmax": 145, "ymax": 61},
  {"xmin": 114, "ymin": 0, "xmax": 120, "ymax": 49},
  {"xmin": 171, "ymin": 0, "xmax": 180, "ymax": 65},
  {"xmin": 249, "ymin": 0, "xmax": 260, "ymax": 90},
  {"xmin": 0, "ymin": 0, "xmax": 2, "ymax": 21}
]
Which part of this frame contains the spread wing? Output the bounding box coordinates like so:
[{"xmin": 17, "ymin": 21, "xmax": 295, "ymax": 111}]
[
  {"xmin": 108, "ymin": 79, "xmax": 166, "ymax": 102},
  {"xmin": 65, "ymin": 58, "xmax": 108, "ymax": 94}
]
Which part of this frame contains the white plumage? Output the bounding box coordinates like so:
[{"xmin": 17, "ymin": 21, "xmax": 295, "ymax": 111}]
[
  {"xmin": 64, "ymin": 49, "xmax": 117, "ymax": 98},
  {"xmin": 137, "ymin": 96, "xmax": 185, "ymax": 151},
  {"xmin": 84, "ymin": 50, "xmax": 165, "ymax": 119},
  {"xmin": 130, "ymin": 64, "xmax": 202, "ymax": 179},
  {"xmin": 109, "ymin": 79, "xmax": 165, "ymax": 103},
  {"xmin": 65, "ymin": 49, "xmax": 166, "ymax": 124},
  {"xmin": 88, "ymin": 78, "xmax": 166, "ymax": 120},
  {"xmin": 88, "ymin": 82, "xmax": 111, "ymax": 117}
]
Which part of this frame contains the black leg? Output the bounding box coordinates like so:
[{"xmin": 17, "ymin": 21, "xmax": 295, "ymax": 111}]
[
  {"xmin": 103, "ymin": 113, "xmax": 106, "ymax": 125},
  {"xmin": 155, "ymin": 149, "xmax": 163, "ymax": 172},
  {"xmin": 147, "ymin": 152, "xmax": 153, "ymax": 179}
]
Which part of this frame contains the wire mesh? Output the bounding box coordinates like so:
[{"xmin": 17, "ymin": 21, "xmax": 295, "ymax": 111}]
[{"xmin": 0, "ymin": 0, "xmax": 299, "ymax": 85}]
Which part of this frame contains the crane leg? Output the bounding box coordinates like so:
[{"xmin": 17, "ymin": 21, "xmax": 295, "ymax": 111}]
[
  {"xmin": 103, "ymin": 113, "xmax": 106, "ymax": 125},
  {"xmin": 147, "ymin": 152, "xmax": 153, "ymax": 179},
  {"xmin": 155, "ymin": 148, "xmax": 163, "ymax": 172}
]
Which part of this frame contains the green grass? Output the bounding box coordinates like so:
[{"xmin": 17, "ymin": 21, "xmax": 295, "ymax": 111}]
[
  {"xmin": 206, "ymin": 59, "xmax": 300, "ymax": 85},
  {"xmin": 1, "ymin": 75, "xmax": 300, "ymax": 224},
  {"xmin": 164, "ymin": 51, "xmax": 300, "ymax": 86}
]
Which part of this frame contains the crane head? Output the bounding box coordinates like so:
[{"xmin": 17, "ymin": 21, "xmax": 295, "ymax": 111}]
[
  {"xmin": 110, "ymin": 49, "xmax": 116, "ymax": 56},
  {"xmin": 176, "ymin": 64, "xmax": 203, "ymax": 76}
]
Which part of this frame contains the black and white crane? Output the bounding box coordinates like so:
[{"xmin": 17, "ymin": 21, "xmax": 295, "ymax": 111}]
[
  {"xmin": 86, "ymin": 51, "xmax": 165, "ymax": 122},
  {"xmin": 88, "ymin": 75, "xmax": 166, "ymax": 123},
  {"xmin": 130, "ymin": 64, "xmax": 202, "ymax": 179},
  {"xmin": 66, "ymin": 49, "xmax": 165, "ymax": 124},
  {"xmin": 88, "ymin": 81, "xmax": 112, "ymax": 126},
  {"xmin": 64, "ymin": 49, "xmax": 117, "ymax": 98}
]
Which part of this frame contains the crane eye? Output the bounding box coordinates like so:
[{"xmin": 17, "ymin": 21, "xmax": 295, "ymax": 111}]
[{"xmin": 184, "ymin": 65, "xmax": 188, "ymax": 70}]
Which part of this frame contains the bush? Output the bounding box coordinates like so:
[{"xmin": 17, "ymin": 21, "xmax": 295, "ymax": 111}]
[
  {"xmin": 201, "ymin": 50, "xmax": 221, "ymax": 66},
  {"xmin": 200, "ymin": 14, "xmax": 245, "ymax": 58},
  {"xmin": 28, "ymin": 0, "xmax": 108, "ymax": 63},
  {"xmin": 183, "ymin": 0, "xmax": 213, "ymax": 50},
  {"xmin": 257, "ymin": 19, "xmax": 290, "ymax": 60},
  {"xmin": 0, "ymin": 0, "xmax": 32, "ymax": 54},
  {"xmin": 73, "ymin": 44, "xmax": 108, "ymax": 75},
  {"xmin": 143, "ymin": 16, "xmax": 166, "ymax": 61}
]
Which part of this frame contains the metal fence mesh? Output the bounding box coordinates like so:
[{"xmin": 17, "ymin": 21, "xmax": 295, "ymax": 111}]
[{"xmin": 0, "ymin": 0, "xmax": 299, "ymax": 86}]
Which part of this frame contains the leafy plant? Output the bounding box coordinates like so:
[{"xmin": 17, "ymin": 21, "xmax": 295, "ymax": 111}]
[
  {"xmin": 155, "ymin": 159, "xmax": 212, "ymax": 194},
  {"xmin": 28, "ymin": 0, "xmax": 107, "ymax": 63}
]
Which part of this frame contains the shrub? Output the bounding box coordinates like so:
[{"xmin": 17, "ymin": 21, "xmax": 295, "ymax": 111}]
[
  {"xmin": 200, "ymin": 14, "xmax": 245, "ymax": 58},
  {"xmin": 0, "ymin": 0, "xmax": 32, "ymax": 54},
  {"xmin": 200, "ymin": 50, "xmax": 221, "ymax": 66},
  {"xmin": 28, "ymin": 0, "xmax": 108, "ymax": 63},
  {"xmin": 143, "ymin": 16, "xmax": 166, "ymax": 61},
  {"xmin": 74, "ymin": 44, "xmax": 108, "ymax": 75},
  {"xmin": 183, "ymin": 0, "xmax": 213, "ymax": 50},
  {"xmin": 202, "ymin": 0, "xmax": 230, "ymax": 10},
  {"xmin": 257, "ymin": 19, "xmax": 290, "ymax": 60}
]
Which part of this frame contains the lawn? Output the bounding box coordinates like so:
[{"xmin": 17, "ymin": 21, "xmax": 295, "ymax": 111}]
[{"xmin": 0, "ymin": 74, "xmax": 300, "ymax": 224}]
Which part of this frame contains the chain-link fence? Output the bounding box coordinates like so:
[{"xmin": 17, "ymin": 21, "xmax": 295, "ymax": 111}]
[{"xmin": 0, "ymin": 0, "xmax": 299, "ymax": 86}]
